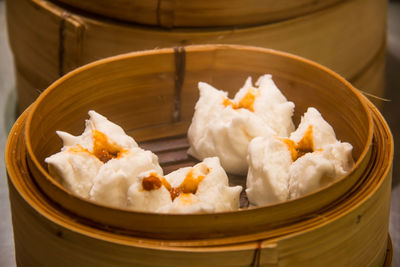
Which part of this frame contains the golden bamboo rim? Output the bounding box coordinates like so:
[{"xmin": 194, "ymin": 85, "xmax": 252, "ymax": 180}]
[
  {"xmin": 23, "ymin": 45, "xmax": 374, "ymax": 239},
  {"xmin": 6, "ymin": 98, "xmax": 392, "ymax": 251}
]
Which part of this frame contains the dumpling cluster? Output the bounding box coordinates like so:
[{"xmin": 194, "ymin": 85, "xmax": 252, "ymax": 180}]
[
  {"xmin": 45, "ymin": 111, "xmax": 163, "ymax": 208},
  {"xmin": 188, "ymin": 75, "xmax": 354, "ymax": 206},
  {"xmin": 188, "ymin": 74, "xmax": 295, "ymax": 175},
  {"xmin": 45, "ymin": 111, "xmax": 242, "ymax": 213},
  {"xmin": 47, "ymin": 74, "xmax": 355, "ymax": 211},
  {"xmin": 246, "ymin": 108, "xmax": 354, "ymax": 206}
]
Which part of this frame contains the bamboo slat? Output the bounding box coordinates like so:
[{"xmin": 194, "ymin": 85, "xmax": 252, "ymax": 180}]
[
  {"xmin": 52, "ymin": 0, "xmax": 345, "ymax": 28},
  {"xmin": 6, "ymin": 0, "xmax": 387, "ymax": 112}
]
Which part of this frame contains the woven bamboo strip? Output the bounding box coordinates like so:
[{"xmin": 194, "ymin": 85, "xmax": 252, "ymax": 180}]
[{"xmin": 52, "ymin": 0, "xmax": 345, "ymax": 28}]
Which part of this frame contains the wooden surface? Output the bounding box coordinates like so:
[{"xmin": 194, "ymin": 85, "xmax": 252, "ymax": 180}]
[
  {"xmin": 6, "ymin": 0, "xmax": 387, "ymax": 112},
  {"xmin": 21, "ymin": 45, "xmax": 374, "ymax": 239},
  {"xmin": 5, "ymin": 98, "xmax": 393, "ymax": 266},
  {"xmin": 52, "ymin": 0, "xmax": 345, "ymax": 28}
]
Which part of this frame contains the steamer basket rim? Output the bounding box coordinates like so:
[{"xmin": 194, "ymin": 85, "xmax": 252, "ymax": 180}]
[{"xmin": 24, "ymin": 44, "xmax": 374, "ymax": 216}]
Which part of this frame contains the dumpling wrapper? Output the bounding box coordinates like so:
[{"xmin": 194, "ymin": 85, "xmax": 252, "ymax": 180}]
[
  {"xmin": 246, "ymin": 107, "xmax": 354, "ymax": 206},
  {"xmin": 246, "ymin": 136, "xmax": 292, "ymax": 206},
  {"xmin": 188, "ymin": 74, "xmax": 295, "ymax": 175},
  {"xmin": 128, "ymin": 157, "xmax": 243, "ymax": 213},
  {"xmin": 45, "ymin": 110, "xmax": 163, "ymax": 208}
]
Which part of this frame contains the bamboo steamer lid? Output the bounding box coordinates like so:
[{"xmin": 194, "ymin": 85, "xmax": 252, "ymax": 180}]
[
  {"xmin": 53, "ymin": 0, "xmax": 345, "ymax": 28},
  {"xmin": 6, "ymin": 0, "xmax": 387, "ymax": 112},
  {"xmin": 5, "ymin": 96, "xmax": 393, "ymax": 266},
  {"xmin": 21, "ymin": 45, "xmax": 375, "ymax": 239}
]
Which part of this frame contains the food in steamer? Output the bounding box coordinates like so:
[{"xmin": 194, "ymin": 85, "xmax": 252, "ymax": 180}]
[
  {"xmin": 45, "ymin": 111, "xmax": 241, "ymax": 212},
  {"xmin": 245, "ymin": 107, "xmax": 354, "ymax": 206},
  {"xmin": 188, "ymin": 74, "xmax": 354, "ymax": 206},
  {"xmin": 45, "ymin": 74, "xmax": 354, "ymax": 212},
  {"xmin": 188, "ymin": 74, "xmax": 295, "ymax": 175}
]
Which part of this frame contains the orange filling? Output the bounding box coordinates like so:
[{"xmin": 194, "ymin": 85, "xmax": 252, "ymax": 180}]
[
  {"xmin": 92, "ymin": 130, "xmax": 125, "ymax": 163},
  {"xmin": 280, "ymin": 125, "xmax": 316, "ymax": 161},
  {"xmin": 223, "ymin": 88, "xmax": 258, "ymax": 112},
  {"xmin": 141, "ymin": 167, "xmax": 209, "ymax": 201},
  {"xmin": 68, "ymin": 130, "xmax": 125, "ymax": 163},
  {"xmin": 142, "ymin": 174, "xmax": 163, "ymax": 191}
]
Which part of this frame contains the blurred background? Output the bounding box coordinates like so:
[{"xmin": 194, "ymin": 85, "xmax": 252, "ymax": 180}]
[{"xmin": 1, "ymin": 0, "xmax": 399, "ymax": 266}]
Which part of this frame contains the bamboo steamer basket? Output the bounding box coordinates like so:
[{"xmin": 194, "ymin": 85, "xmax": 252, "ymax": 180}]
[
  {"xmin": 6, "ymin": 79, "xmax": 393, "ymax": 266},
  {"xmin": 6, "ymin": 45, "xmax": 393, "ymax": 266},
  {"xmin": 6, "ymin": 0, "xmax": 387, "ymax": 112},
  {"xmin": 23, "ymin": 45, "xmax": 375, "ymax": 240},
  {"xmin": 52, "ymin": 0, "xmax": 345, "ymax": 28}
]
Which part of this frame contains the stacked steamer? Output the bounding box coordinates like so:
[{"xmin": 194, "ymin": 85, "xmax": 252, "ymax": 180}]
[
  {"xmin": 6, "ymin": 0, "xmax": 386, "ymax": 112},
  {"xmin": 5, "ymin": 45, "xmax": 393, "ymax": 266}
]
